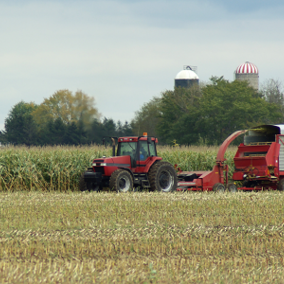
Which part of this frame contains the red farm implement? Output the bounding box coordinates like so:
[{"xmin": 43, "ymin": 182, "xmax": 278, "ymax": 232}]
[
  {"xmin": 177, "ymin": 124, "xmax": 284, "ymax": 192},
  {"xmin": 177, "ymin": 130, "xmax": 246, "ymax": 192}
]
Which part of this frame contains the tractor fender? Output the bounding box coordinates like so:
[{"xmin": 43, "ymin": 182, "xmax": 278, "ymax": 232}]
[
  {"xmin": 116, "ymin": 167, "xmax": 135, "ymax": 180},
  {"xmin": 144, "ymin": 157, "xmax": 163, "ymax": 173}
]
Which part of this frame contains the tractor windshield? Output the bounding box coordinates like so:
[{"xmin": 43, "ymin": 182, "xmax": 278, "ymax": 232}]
[{"xmin": 117, "ymin": 142, "xmax": 137, "ymax": 160}]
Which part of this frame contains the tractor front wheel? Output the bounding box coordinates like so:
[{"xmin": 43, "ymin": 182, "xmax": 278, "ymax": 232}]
[
  {"xmin": 213, "ymin": 183, "xmax": 225, "ymax": 192},
  {"xmin": 277, "ymin": 179, "xmax": 284, "ymax": 191},
  {"xmin": 109, "ymin": 169, "xmax": 133, "ymax": 192},
  {"xmin": 79, "ymin": 174, "xmax": 88, "ymax": 191},
  {"xmin": 149, "ymin": 161, "xmax": 177, "ymax": 192},
  {"xmin": 79, "ymin": 171, "xmax": 100, "ymax": 192}
]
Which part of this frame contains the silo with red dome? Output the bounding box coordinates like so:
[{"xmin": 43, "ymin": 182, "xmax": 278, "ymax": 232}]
[{"xmin": 235, "ymin": 61, "xmax": 259, "ymax": 90}]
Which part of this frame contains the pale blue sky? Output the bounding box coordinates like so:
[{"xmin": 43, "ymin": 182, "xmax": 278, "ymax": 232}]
[{"xmin": 1, "ymin": 0, "xmax": 284, "ymax": 130}]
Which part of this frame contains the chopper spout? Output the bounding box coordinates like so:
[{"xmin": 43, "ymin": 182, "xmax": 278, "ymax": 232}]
[{"xmin": 216, "ymin": 130, "xmax": 247, "ymax": 163}]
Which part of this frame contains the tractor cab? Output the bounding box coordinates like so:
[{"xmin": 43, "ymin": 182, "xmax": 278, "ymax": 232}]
[{"xmin": 116, "ymin": 135, "xmax": 158, "ymax": 169}]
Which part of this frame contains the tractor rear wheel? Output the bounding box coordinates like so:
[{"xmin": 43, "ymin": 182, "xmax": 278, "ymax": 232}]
[
  {"xmin": 277, "ymin": 179, "xmax": 284, "ymax": 191},
  {"xmin": 79, "ymin": 171, "xmax": 100, "ymax": 192},
  {"xmin": 149, "ymin": 161, "xmax": 177, "ymax": 192},
  {"xmin": 109, "ymin": 169, "xmax": 133, "ymax": 192},
  {"xmin": 213, "ymin": 183, "xmax": 225, "ymax": 192}
]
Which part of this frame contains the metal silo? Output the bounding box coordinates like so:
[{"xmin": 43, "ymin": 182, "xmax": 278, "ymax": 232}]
[
  {"xmin": 175, "ymin": 65, "xmax": 199, "ymax": 88},
  {"xmin": 235, "ymin": 61, "xmax": 259, "ymax": 90}
]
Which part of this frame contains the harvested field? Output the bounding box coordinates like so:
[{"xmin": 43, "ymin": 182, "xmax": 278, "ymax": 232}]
[{"xmin": 0, "ymin": 191, "xmax": 284, "ymax": 283}]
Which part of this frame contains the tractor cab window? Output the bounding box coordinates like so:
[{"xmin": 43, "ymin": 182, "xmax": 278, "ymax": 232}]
[
  {"xmin": 117, "ymin": 142, "xmax": 137, "ymax": 160},
  {"xmin": 148, "ymin": 141, "xmax": 157, "ymax": 156},
  {"xmin": 139, "ymin": 140, "xmax": 157, "ymax": 161}
]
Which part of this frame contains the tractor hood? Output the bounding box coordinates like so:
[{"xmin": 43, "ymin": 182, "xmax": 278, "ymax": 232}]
[{"xmin": 92, "ymin": 156, "xmax": 131, "ymax": 168}]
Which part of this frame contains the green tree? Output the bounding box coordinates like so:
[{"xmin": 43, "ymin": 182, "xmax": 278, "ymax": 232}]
[
  {"xmin": 260, "ymin": 79, "xmax": 284, "ymax": 111},
  {"xmin": 32, "ymin": 89, "xmax": 100, "ymax": 130},
  {"xmin": 63, "ymin": 122, "xmax": 80, "ymax": 145},
  {"xmin": 121, "ymin": 121, "xmax": 133, "ymax": 136},
  {"xmin": 131, "ymin": 97, "xmax": 162, "ymax": 137},
  {"xmin": 157, "ymin": 85, "xmax": 202, "ymax": 144},
  {"xmin": 87, "ymin": 118, "xmax": 117, "ymax": 145},
  {"xmin": 4, "ymin": 101, "xmax": 38, "ymax": 145},
  {"xmin": 196, "ymin": 78, "xmax": 283, "ymax": 144},
  {"xmin": 156, "ymin": 78, "xmax": 283, "ymax": 145}
]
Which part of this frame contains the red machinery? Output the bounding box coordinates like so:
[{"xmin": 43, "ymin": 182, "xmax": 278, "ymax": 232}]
[
  {"xmin": 177, "ymin": 124, "xmax": 284, "ymax": 192},
  {"xmin": 80, "ymin": 133, "xmax": 177, "ymax": 192},
  {"xmin": 232, "ymin": 124, "xmax": 284, "ymax": 191},
  {"xmin": 177, "ymin": 130, "xmax": 246, "ymax": 192}
]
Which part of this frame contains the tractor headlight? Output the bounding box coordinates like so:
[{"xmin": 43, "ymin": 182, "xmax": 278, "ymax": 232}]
[{"xmin": 92, "ymin": 162, "xmax": 107, "ymax": 167}]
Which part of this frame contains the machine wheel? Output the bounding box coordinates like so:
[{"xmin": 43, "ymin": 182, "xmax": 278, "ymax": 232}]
[
  {"xmin": 148, "ymin": 161, "xmax": 177, "ymax": 192},
  {"xmin": 109, "ymin": 169, "xmax": 133, "ymax": 192},
  {"xmin": 213, "ymin": 183, "xmax": 225, "ymax": 192},
  {"xmin": 79, "ymin": 174, "xmax": 88, "ymax": 191},
  {"xmin": 79, "ymin": 171, "xmax": 100, "ymax": 192},
  {"xmin": 227, "ymin": 183, "xmax": 237, "ymax": 193},
  {"xmin": 277, "ymin": 179, "xmax": 284, "ymax": 191}
]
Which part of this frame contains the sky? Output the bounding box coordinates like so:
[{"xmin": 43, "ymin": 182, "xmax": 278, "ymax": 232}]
[{"xmin": 1, "ymin": 0, "xmax": 284, "ymax": 131}]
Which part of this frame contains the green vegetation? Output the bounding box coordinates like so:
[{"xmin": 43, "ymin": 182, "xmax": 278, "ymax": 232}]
[
  {"xmin": 0, "ymin": 145, "xmax": 235, "ymax": 191},
  {"xmin": 0, "ymin": 90, "xmax": 132, "ymax": 146},
  {"xmin": 0, "ymin": 191, "xmax": 284, "ymax": 283},
  {"xmin": 1, "ymin": 77, "xmax": 283, "ymax": 147},
  {"xmin": 132, "ymin": 78, "xmax": 284, "ymax": 145}
]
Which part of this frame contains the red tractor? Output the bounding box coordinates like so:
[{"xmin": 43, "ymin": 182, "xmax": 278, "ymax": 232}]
[{"xmin": 80, "ymin": 133, "xmax": 177, "ymax": 192}]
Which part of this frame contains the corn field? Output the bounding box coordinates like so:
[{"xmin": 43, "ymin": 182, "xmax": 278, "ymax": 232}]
[{"xmin": 0, "ymin": 145, "xmax": 237, "ymax": 191}]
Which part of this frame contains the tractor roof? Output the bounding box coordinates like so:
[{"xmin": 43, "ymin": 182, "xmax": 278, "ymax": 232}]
[{"xmin": 118, "ymin": 136, "xmax": 158, "ymax": 143}]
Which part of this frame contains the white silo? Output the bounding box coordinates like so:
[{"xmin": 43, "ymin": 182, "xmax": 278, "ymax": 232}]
[
  {"xmin": 235, "ymin": 61, "xmax": 259, "ymax": 90},
  {"xmin": 175, "ymin": 65, "xmax": 199, "ymax": 88}
]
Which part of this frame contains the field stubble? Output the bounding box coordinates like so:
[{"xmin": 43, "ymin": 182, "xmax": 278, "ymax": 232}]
[{"xmin": 0, "ymin": 191, "xmax": 284, "ymax": 283}]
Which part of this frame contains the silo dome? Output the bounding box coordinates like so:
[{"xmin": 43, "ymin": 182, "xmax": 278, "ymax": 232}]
[
  {"xmin": 175, "ymin": 66, "xmax": 199, "ymax": 88},
  {"xmin": 175, "ymin": 69, "xmax": 199, "ymax": 80},
  {"xmin": 236, "ymin": 61, "xmax": 259, "ymax": 74},
  {"xmin": 235, "ymin": 61, "xmax": 259, "ymax": 90}
]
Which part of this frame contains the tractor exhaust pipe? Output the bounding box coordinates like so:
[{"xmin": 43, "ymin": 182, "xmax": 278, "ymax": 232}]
[{"xmin": 111, "ymin": 137, "xmax": 116, "ymax": 156}]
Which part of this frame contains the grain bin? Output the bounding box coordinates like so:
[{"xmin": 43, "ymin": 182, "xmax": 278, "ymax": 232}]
[
  {"xmin": 235, "ymin": 61, "xmax": 259, "ymax": 90},
  {"xmin": 175, "ymin": 66, "xmax": 199, "ymax": 88}
]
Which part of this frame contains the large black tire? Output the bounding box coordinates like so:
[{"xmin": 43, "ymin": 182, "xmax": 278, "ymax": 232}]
[
  {"xmin": 227, "ymin": 183, "xmax": 237, "ymax": 193},
  {"xmin": 109, "ymin": 169, "xmax": 133, "ymax": 192},
  {"xmin": 277, "ymin": 179, "xmax": 284, "ymax": 191},
  {"xmin": 79, "ymin": 174, "xmax": 88, "ymax": 191},
  {"xmin": 213, "ymin": 183, "xmax": 225, "ymax": 192},
  {"xmin": 148, "ymin": 161, "xmax": 177, "ymax": 192},
  {"xmin": 79, "ymin": 170, "xmax": 100, "ymax": 192}
]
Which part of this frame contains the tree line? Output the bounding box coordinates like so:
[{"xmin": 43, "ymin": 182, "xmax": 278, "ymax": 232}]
[
  {"xmin": 131, "ymin": 77, "xmax": 284, "ymax": 145},
  {"xmin": 1, "ymin": 77, "xmax": 283, "ymax": 146},
  {"xmin": 0, "ymin": 90, "xmax": 132, "ymax": 146}
]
